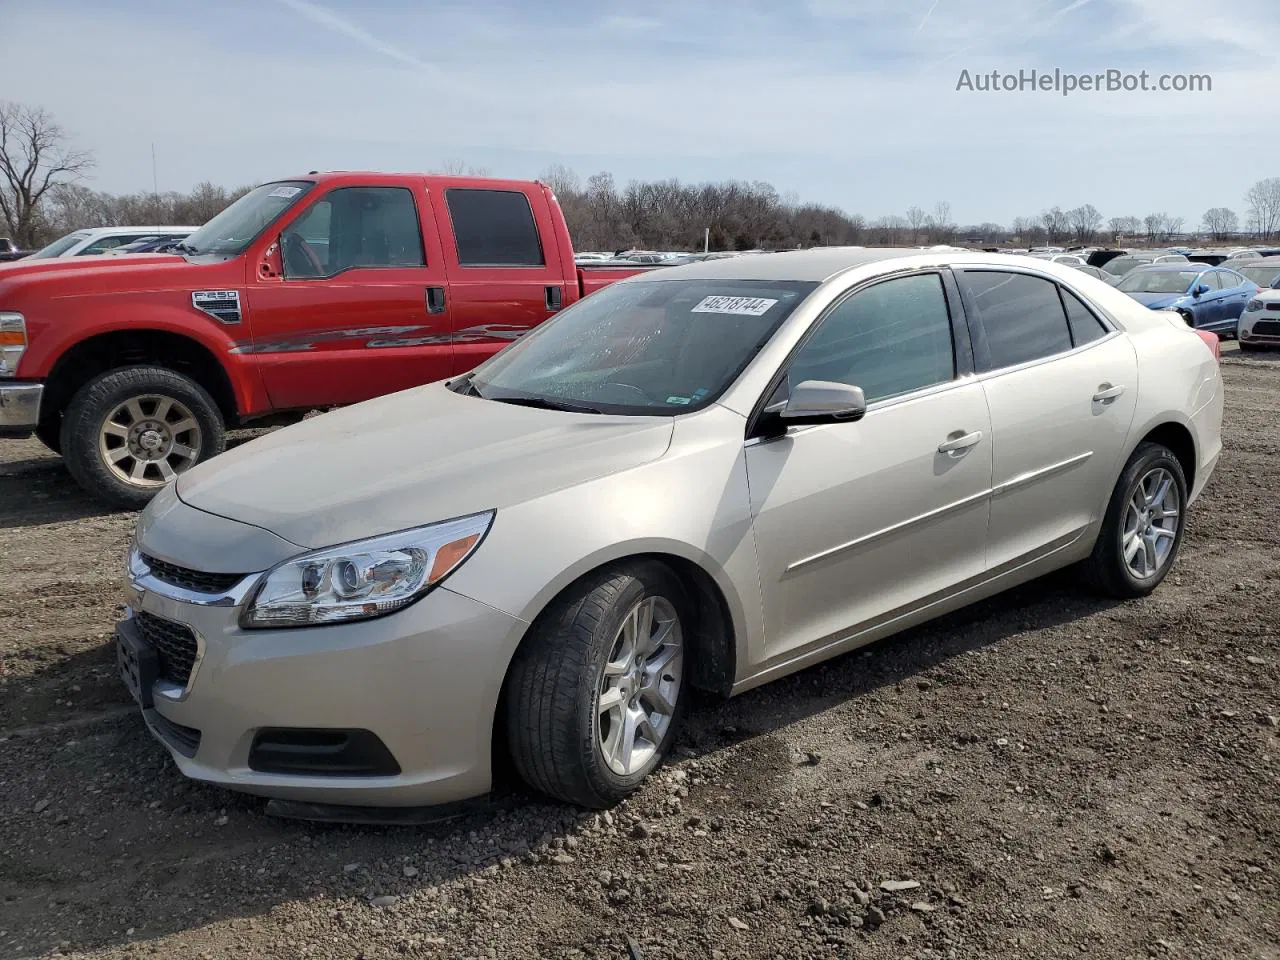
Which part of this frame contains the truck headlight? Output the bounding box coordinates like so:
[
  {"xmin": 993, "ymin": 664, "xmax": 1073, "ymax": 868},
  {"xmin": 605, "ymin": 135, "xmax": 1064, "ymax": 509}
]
[
  {"xmin": 0, "ymin": 312, "xmax": 26, "ymax": 377},
  {"xmin": 242, "ymin": 512, "xmax": 494, "ymax": 628}
]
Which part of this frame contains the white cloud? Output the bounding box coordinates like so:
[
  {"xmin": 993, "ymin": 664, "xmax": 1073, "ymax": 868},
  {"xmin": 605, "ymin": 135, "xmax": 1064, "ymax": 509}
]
[{"xmin": 274, "ymin": 0, "xmax": 434, "ymax": 70}]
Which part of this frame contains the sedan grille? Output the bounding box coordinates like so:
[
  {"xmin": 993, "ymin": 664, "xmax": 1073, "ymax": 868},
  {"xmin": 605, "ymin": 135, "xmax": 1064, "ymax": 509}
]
[
  {"xmin": 1251, "ymin": 320, "xmax": 1280, "ymax": 337},
  {"xmin": 141, "ymin": 554, "xmax": 244, "ymax": 594},
  {"xmin": 134, "ymin": 612, "xmax": 199, "ymax": 686}
]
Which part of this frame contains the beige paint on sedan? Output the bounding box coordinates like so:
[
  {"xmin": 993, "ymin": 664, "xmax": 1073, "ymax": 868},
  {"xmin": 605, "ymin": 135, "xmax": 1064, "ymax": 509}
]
[{"xmin": 120, "ymin": 248, "xmax": 1222, "ymax": 811}]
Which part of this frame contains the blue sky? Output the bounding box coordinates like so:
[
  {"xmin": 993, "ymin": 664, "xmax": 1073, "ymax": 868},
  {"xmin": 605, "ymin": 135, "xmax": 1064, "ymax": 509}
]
[{"xmin": 3, "ymin": 0, "xmax": 1278, "ymax": 227}]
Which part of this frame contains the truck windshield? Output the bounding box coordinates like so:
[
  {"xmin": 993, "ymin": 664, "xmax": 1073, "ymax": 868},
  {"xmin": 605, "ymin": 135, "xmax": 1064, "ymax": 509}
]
[
  {"xmin": 466, "ymin": 278, "xmax": 818, "ymax": 416},
  {"xmin": 29, "ymin": 232, "xmax": 90, "ymax": 259},
  {"xmin": 181, "ymin": 181, "xmax": 313, "ymax": 257}
]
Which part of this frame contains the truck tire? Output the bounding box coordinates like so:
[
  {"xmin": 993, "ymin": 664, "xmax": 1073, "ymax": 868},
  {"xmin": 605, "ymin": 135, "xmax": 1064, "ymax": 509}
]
[
  {"xmin": 504, "ymin": 561, "xmax": 691, "ymax": 808},
  {"xmin": 60, "ymin": 366, "xmax": 225, "ymax": 509},
  {"xmin": 1080, "ymin": 442, "xmax": 1187, "ymax": 599}
]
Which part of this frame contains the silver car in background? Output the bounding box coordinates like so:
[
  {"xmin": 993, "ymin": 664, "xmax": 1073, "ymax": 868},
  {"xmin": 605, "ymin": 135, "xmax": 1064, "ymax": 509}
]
[{"xmin": 119, "ymin": 249, "xmax": 1223, "ymax": 810}]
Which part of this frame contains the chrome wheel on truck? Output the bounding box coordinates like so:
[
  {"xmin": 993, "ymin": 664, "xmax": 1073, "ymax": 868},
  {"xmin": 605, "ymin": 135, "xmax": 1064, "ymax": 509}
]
[
  {"xmin": 98, "ymin": 394, "xmax": 203, "ymax": 487},
  {"xmin": 61, "ymin": 365, "xmax": 226, "ymax": 510}
]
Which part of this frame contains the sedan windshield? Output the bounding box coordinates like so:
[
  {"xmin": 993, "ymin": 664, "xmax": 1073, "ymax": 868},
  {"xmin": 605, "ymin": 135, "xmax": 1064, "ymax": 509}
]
[
  {"xmin": 466, "ymin": 278, "xmax": 818, "ymax": 415},
  {"xmin": 181, "ymin": 181, "xmax": 313, "ymax": 256},
  {"xmin": 28, "ymin": 232, "xmax": 89, "ymax": 259},
  {"xmin": 1117, "ymin": 270, "xmax": 1201, "ymax": 294}
]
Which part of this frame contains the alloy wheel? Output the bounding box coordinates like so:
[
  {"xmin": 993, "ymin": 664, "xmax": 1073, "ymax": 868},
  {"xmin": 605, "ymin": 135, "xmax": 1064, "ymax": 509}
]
[
  {"xmin": 98, "ymin": 394, "xmax": 203, "ymax": 488},
  {"xmin": 597, "ymin": 596, "xmax": 684, "ymax": 776},
  {"xmin": 1121, "ymin": 466, "xmax": 1181, "ymax": 580}
]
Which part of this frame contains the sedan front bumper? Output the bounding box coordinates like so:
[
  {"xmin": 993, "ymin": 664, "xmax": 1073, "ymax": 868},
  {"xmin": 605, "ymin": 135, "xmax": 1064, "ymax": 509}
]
[
  {"xmin": 121, "ymin": 550, "xmax": 527, "ymax": 808},
  {"xmin": 0, "ymin": 381, "xmax": 41, "ymax": 437}
]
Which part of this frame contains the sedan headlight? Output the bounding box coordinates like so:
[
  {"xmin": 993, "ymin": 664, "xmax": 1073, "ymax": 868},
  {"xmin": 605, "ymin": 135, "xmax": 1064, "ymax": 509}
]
[
  {"xmin": 0, "ymin": 312, "xmax": 27, "ymax": 377},
  {"xmin": 242, "ymin": 511, "xmax": 494, "ymax": 628}
]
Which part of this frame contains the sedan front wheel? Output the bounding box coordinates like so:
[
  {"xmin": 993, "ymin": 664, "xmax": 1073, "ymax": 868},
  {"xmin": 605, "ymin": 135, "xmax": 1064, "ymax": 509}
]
[{"xmin": 504, "ymin": 561, "xmax": 691, "ymax": 807}]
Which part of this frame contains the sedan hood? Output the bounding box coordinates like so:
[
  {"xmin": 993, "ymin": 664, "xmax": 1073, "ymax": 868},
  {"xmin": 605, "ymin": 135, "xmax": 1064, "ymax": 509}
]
[
  {"xmin": 1127, "ymin": 292, "xmax": 1186, "ymax": 309},
  {"xmin": 176, "ymin": 382, "xmax": 675, "ymax": 549}
]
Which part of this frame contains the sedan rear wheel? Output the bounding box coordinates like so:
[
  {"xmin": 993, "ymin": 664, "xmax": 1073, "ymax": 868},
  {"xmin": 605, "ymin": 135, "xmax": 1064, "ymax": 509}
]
[
  {"xmin": 505, "ymin": 561, "xmax": 691, "ymax": 807},
  {"xmin": 1082, "ymin": 442, "xmax": 1187, "ymax": 598}
]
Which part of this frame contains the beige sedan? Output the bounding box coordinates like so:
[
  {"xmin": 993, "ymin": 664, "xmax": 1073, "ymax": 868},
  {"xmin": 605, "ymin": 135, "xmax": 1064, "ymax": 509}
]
[{"xmin": 119, "ymin": 248, "xmax": 1223, "ymax": 810}]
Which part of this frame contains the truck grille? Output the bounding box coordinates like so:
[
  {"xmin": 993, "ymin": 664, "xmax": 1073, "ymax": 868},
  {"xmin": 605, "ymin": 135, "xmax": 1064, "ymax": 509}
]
[
  {"xmin": 141, "ymin": 553, "xmax": 245, "ymax": 594},
  {"xmin": 134, "ymin": 612, "xmax": 199, "ymax": 686}
]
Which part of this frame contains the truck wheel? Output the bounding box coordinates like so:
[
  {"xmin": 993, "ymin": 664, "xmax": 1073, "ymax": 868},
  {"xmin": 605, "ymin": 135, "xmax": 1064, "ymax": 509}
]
[
  {"xmin": 34, "ymin": 418, "xmax": 62, "ymax": 455},
  {"xmin": 60, "ymin": 366, "xmax": 225, "ymax": 509},
  {"xmin": 504, "ymin": 561, "xmax": 691, "ymax": 808}
]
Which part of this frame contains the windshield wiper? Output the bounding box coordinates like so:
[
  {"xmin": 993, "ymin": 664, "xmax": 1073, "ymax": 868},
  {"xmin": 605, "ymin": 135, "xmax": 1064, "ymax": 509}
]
[
  {"xmin": 487, "ymin": 394, "xmax": 605, "ymax": 414},
  {"xmin": 171, "ymin": 242, "xmax": 199, "ymax": 256},
  {"xmin": 448, "ymin": 373, "xmax": 485, "ymax": 398}
]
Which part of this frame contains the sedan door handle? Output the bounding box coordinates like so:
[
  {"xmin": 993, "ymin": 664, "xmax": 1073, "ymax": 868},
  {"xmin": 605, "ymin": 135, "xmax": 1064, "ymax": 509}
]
[
  {"xmin": 1093, "ymin": 383, "xmax": 1125, "ymax": 403},
  {"xmin": 937, "ymin": 430, "xmax": 983, "ymax": 456}
]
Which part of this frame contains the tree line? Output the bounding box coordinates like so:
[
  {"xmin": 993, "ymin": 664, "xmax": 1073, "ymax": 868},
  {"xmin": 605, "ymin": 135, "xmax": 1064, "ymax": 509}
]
[{"xmin": 4, "ymin": 100, "xmax": 1280, "ymax": 251}]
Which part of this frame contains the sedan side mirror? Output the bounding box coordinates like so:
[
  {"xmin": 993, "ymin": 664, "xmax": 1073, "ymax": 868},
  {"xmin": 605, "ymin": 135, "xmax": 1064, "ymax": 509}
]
[
  {"xmin": 779, "ymin": 380, "xmax": 867, "ymax": 425},
  {"xmin": 1192, "ymin": 283, "xmax": 1210, "ymax": 297}
]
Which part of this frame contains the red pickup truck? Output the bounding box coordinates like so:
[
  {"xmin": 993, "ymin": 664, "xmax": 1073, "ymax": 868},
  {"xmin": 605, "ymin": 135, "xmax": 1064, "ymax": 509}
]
[{"xmin": 0, "ymin": 173, "xmax": 646, "ymax": 506}]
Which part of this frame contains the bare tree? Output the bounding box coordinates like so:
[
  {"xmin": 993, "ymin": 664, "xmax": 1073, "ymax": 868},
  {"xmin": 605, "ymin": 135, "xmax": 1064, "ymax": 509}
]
[
  {"xmin": 1245, "ymin": 177, "xmax": 1280, "ymax": 239},
  {"xmin": 1162, "ymin": 214, "xmax": 1184, "ymax": 240},
  {"xmin": 538, "ymin": 163, "xmax": 580, "ymax": 198},
  {"xmin": 1040, "ymin": 206, "xmax": 1069, "ymax": 243},
  {"xmin": 905, "ymin": 205, "xmax": 927, "ymax": 243},
  {"xmin": 927, "ymin": 201, "xmax": 953, "ymax": 243},
  {"xmin": 436, "ymin": 159, "xmax": 492, "ymax": 176},
  {"xmin": 1201, "ymin": 207, "xmax": 1238, "ymax": 241},
  {"xmin": 1066, "ymin": 204, "xmax": 1102, "ymax": 244},
  {"xmin": 0, "ymin": 101, "xmax": 93, "ymax": 247},
  {"xmin": 1108, "ymin": 215, "xmax": 1140, "ymax": 240},
  {"xmin": 1143, "ymin": 213, "xmax": 1166, "ymax": 243}
]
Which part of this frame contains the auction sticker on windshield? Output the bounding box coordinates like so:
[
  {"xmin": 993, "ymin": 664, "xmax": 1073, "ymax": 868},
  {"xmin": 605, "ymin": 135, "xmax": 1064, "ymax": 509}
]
[
  {"xmin": 268, "ymin": 185, "xmax": 303, "ymax": 199},
  {"xmin": 691, "ymin": 296, "xmax": 778, "ymax": 316}
]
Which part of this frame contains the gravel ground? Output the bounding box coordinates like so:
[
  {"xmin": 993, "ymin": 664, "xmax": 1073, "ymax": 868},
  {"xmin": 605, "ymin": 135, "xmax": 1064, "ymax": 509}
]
[{"xmin": 1, "ymin": 346, "xmax": 1277, "ymax": 960}]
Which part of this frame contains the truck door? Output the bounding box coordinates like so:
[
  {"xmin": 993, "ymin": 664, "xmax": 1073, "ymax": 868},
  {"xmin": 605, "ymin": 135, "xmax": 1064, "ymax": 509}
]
[
  {"xmin": 246, "ymin": 181, "xmax": 454, "ymax": 410},
  {"xmin": 429, "ymin": 183, "xmax": 568, "ymax": 374}
]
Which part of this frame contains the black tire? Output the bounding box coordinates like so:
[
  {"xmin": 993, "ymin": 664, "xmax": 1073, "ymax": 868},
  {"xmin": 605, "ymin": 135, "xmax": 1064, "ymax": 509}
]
[
  {"xmin": 1239, "ymin": 341, "xmax": 1260, "ymax": 353},
  {"xmin": 60, "ymin": 366, "xmax": 225, "ymax": 510},
  {"xmin": 504, "ymin": 561, "xmax": 692, "ymax": 808},
  {"xmin": 1081, "ymin": 442, "xmax": 1188, "ymax": 598},
  {"xmin": 34, "ymin": 418, "xmax": 62, "ymax": 454}
]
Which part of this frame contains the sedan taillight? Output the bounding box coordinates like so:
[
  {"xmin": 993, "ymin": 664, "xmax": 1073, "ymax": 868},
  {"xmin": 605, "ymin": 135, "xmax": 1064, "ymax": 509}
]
[{"xmin": 1193, "ymin": 328, "xmax": 1220, "ymax": 359}]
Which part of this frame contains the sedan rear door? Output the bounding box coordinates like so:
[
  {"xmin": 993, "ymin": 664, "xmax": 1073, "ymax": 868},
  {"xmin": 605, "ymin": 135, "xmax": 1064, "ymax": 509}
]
[{"xmin": 955, "ymin": 269, "xmax": 1138, "ymax": 573}]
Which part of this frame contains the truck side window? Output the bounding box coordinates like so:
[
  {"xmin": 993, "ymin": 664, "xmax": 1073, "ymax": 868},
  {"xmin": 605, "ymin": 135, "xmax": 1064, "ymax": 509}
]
[
  {"xmin": 444, "ymin": 188, "xmax": 546, "ymax": 267},
  {"xmin": 282, "ymin": 186, "xmax": 425, "ymax": 278}
]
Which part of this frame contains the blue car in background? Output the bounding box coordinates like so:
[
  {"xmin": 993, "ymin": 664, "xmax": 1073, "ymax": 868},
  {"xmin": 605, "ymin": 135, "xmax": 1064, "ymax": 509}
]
[{"xmin": 1115, "ymin": 263, "xmax": 1258, "ymax": 336}]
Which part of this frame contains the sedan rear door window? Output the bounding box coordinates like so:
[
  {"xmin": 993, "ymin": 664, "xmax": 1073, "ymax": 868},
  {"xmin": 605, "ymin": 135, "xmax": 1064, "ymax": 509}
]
[{"xmin": 959, "ymin": 271, "xmax": 1073, "ymax": 371}]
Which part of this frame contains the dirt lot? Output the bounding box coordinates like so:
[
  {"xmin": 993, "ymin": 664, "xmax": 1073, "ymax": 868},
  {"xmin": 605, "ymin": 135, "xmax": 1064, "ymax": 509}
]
[{"xmin": 1, "ymin": 347, "xmax": 1277, "ymax": 960}]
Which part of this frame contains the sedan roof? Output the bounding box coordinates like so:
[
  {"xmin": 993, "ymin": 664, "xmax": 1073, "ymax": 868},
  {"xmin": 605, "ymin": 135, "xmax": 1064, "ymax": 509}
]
[{"xmin": 629, "ymin": 247, "xmax": 927, "ymax": 283}]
